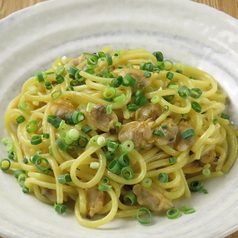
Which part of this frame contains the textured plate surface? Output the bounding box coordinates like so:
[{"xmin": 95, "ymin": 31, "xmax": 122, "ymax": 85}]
[{"xmin": 0, "ymin": 0, "xmax": 238, "ymax": 237}]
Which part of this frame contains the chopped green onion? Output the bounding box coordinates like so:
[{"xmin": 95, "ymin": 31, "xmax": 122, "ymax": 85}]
[
  {"xmin": 181, "ymin": 128, "xmax": 196, "ymax": 139},
  {"xmin": 221, "ymin": 113, "xmax": 230, "ymax": 120},
  {"xmin": 169, "ymin": 157, "xmax": 177, "ymax": 164},
  {"xmin": 127, "ymin": 104, "xmax": 139, "ymax": 112},
  {"xmin": 106, "ymin": 104, "xmax": 113, "ymax": 114},
  {"xmin": 105, "ymin": 53, "xmax": 113, "ymax": 66},
  {"xmin": 98, "ymin": 51, "xmax": 106, "ymax": 58},
  {"xmin": 54, "ymin": 203, "xmax": 66, "ymax": 214},
  {"xmin": 68, "ymin": 66, "xmax": 80, "ymax": 79},
  {"xmin": 161, "ymin": 124, "xmax": 167, "ymax": 129},
  {"xmin": 121, "ymin": 167, "xmax": 134, "ymax": 180},
  {"xmin": 168, "ymin": 83, "xmax": 179, "ymax": 89},
  {"xmin": 189, "ymin": 180, "xmax": 203, "ymax": 192},
  {"xmin": 122, "ymin": 73, "xmax": 137, "ymax": 86},
  {"xmin": 8, "ymin": 151, "xmax": 16, "ymax": 160},
  {"xmin": 153, "ymin": 51, "xmax": 164, "ymax": 61},
  {"xmin": 136, "ymin": 207, "xmax": 152, "ymax": 224},
  {"xmin": 18, "ymin": 173, "xmax": 27, "ymax": 187},
  {"xmin": 90, "ymin": 162, "xmax": 100, "ymax": 169},
  {"xmin": 190, "ymin": 88, "xmax": 202, "ymax": 98},
  {"xmin": 180, "ymin": 206, "xmax": 196, "ymax": 214},
  {"xmin": 67, "ymin": 129, "xmax": 80, "ymax": 141},
  {"xmin": 178, "ymin": 86, "xmax": 190, "ymax": 99},
  {"xmin": 98, "ymin": 184, "xmax": 112, "ymax": 191},
  {"xmin": 55, "ymin": 65, "xmax": 65, "ymax": 76},
  {"xmin": 120, "ymin": 140, "xmax": 134, "ymax": 153},
  {"xmin": 55, "ymin": 75, "xmax": 65, "ymax": 84},
  {"xmin": 111, "ymin": 76, "xmax": 123, "ymax": 88},
  {"xmin": 45, "ymin": 82, "xmax": 53, "ymax": 90},
  {"xmin": 123, "ymin": 192, "xmax": 137, "ymax": 206},
  {"xmin": 134, "ymin": 95, "xmax": 147, "ymax": 107},
  {"xmin": 153, "ymin": 129, "xmax": 164, "ymax": 136},
  {"xmin": 43, "ymin": 133, "xmax": 50, "ymax": 139},
  {"xmin": 0, "ymin": 159, "xmax": 11, "ymax": 171},
  {"xmin": 35, "ymin": 71, "xmax": 46, "ymax": 82},
  {"xmin": 213, "ymin": 119, "xmax": 219, "ymax": 125},
  {"xmin": 55, "ymin": 138, "xmax": 68, "ymax": 151},
  {"xmin": 102, "ymin": 177, "xmax": 110, "ymax": 184},
  {"xmin": 26, "ymin": 120, "xmax": 38, "ymax": 133},
  {"xmin": 166, "ymin": 72, "xmax": 174, "ymax": 80},
  {"xmin": 77, "ymin": 136, "xmax": 88, "ymax": 148},
  {"xmin": 155, "ymin": 61, "xmax": 165, "ymax": 70},
  {"xmin": 14, "ymin": 169, "xmax": 26, "ymax": 178},
  {"xmin": 66, "ymin": 85, "xmax": 74, "ymax": 91},
  {"xmin": 66, "ymin": 144, "xmax": 79, "ymax": 154},
  {"xmin": 16, "ymin": 115, "xmax": 25, "ymax": 124},
  {"xmin": 30, "ymin": 135, "xmax": 42, "ymax": 145},
  {"xmin": 72, "ymin": 111, "xmax": 85, "ymax": 124},
  {"xmin": 150, "ymin": 95, "xmax": 161, "ymax": 104},
  {"xmin": 141, "ymin": 177, "xmax": 152, "ymax": 187},
  {"xmin": 107, "ymin": 140, "xmax": 119, "ymax": 151},
  {"xmin": 202, "ymin": 188, "xmax": 208, "ymax": 194},
  {"xmin": 51, "ymin": 90, "xmax": 62, "ymax": 100},
  {"xmin": 81, "ymin": 126, "xmax": 92, "ymax": 134},
  {"xmin": 65, "ymin": 114, "xmax": 74, "ymax": 125},
  {"xmin": 23, "ymin": 158, "xmax": 28, "ymax": 164},
  {"xmin": 113, "ymin": 94, "xmax": 126, "ymax": 103},
  {"xmin": 191, "ymin": 101, "xmax": 202, "ymax": 113},
  {"xmin": 18, "ymin": 101, "xmax": 30, "ymax": 112},
  {"xmin": 58, "ymin": 174, "xmax": 72, "ymax": 184},
  {"xmin": 87, "ymin": 55, "xmax": 98, "ymax": 65},
  {"xmin": 144, "ymin": 71, "xmax": 151, "ymax": 78},
  {"xmin": 104, "ymin": 151, "xmax": 114, "ymax": 161},
  {"xmin": 115, "ymin": 122, "xmax": 122, "ymax": 127},
  {"xmin": 167, "ymin": 208, "xmax": 181, "ymax": 219},
  {"xmin": 132, "ymin": 87, "xmax": 143, "ymax": 96},
  {"xmin": 158, "ymin": 173, "xmax": 169, "ymax": 183},
  {"xmin": 22, "ymin": 185, "xmax": 30, "ymax": 194},
  {"xmin": 86, "ymin": 102, "xmax": 93, "ymax": 112},
  {"xmin": 34, "ymin": 157, "xmax": 50, "ymax": 172},
  {"xmin": 118, "ymin": 153, "xmax": 130, "ymax": 167},
  {"xmin": 202, "ymin": 167, "xmax": 211, "ymax": 177},
  {"xmin": 47, "ymin": 115, "xmax": 63, "ymax": 128},
  {"xmin": 103, "ymin": 87, "xmax": 117, "ymax": 100},
  {"xmin": 163, "ymin": 95, "xmax": 175, "ymax": 102},
  {"xmin": 140, "ymin": 62, "xmax": 154, "ymax": 72},
  {"xmin": 108, "ymin": 159, "xmax": 121, "ymax": 175}
]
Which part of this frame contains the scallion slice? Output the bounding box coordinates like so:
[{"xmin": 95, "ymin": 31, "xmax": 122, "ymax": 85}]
[
  {"xmin": 51, "ymin": 90, "xmax": 62, "ymax": 100},
  {"xmin": 190, "ymin": 88, "xmax": 202, "ymax": 98},
  {"xmin": 81, "ymin": 126, "xmax": 92, "ymax": 134},
  {"xmin": 178, "ymin": 86, "xmax": 190, "ymax": 99},
  {"xmin": 121, "ymin": 167, "xmax": 134, "ymax": 180},
  {"xmin": 191, "ymin": 101, "xmax": 202, "ymax": 113},
  {"xmin": 141, "ymin": 177, "xmax": 152, "ymax": 187},
  {"xmin": 158, "ymin": 173, "xmax": 168, "ymax": 183},
  {"xmin": 181, "ymin": 128, "xmax": 196, "ymax": 139},
  {"xmin": 30, "ymin": 135, "xmax": 42, "ymax": 145},
  {"xmin": 54, "ymin": 203, "xmax": 66, "ymax": 214},
  {"xmin": 136, "ymin": 207, "xmax": 152, "ymax": 224},
  {"xmin": 98, "ymin": 184, "xmax": 112, "ymax": 191},
  {"xmin": 120, "ymin": 140, "xmax": 134, "ymax": 153},
  {"xmin": 189, "ymin": 180, "xmax": 203, "ymax": 192},
  {"xmin": 16, "ymin": 115, "xmax": 25, "ymax": 124},
  {"xmin": 123, "ymin": 192, "xmax": 137, "ymax": 206},
  {"xmin": 167, "ymin": 208, "xmax": 181, "ymax": 219},
  {"xmin": 58, "ymin": 174, "xmax": 72, "ymax": 184},
  {"xmin": 26, "ymin": 120, "xmax": 38, "ymax": 133}
]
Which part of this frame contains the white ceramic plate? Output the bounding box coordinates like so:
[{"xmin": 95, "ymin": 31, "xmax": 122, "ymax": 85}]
[{"xmin": 1, "ymin": 0, "xmax": 238, "ymax": 237}]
